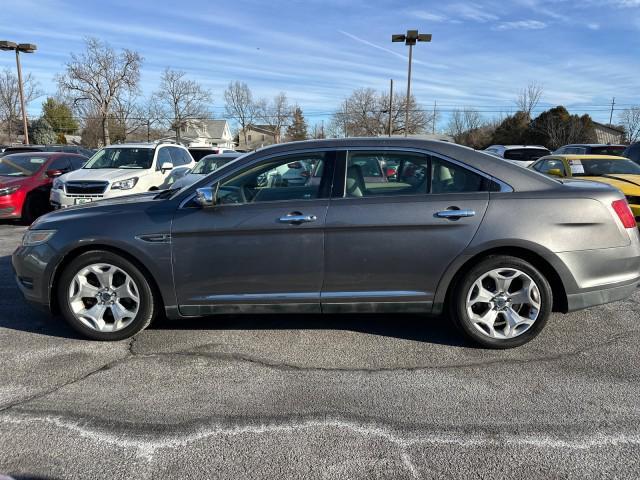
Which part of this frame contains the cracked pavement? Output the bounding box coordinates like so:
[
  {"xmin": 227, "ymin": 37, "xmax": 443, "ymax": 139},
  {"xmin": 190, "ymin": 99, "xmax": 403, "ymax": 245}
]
[{"xmin": 1, "ymin": 223, "xmax": 639, "ymax": 479}]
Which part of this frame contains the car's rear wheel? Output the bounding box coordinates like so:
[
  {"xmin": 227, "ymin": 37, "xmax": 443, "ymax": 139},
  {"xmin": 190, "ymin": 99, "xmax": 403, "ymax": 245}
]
[
  {"xmin": 452, "ymin": 255, "xmax": 552, "ymax": 349},
  {"xmin": 57, "ymin": 251, "xmax": 156, "ymax": 340}
]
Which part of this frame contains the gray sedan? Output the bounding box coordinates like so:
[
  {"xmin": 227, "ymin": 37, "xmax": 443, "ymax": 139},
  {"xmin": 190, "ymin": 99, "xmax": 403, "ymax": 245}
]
[{"xmin": 12, "ymin": 138, "xmax": 640, "ymax": 348}]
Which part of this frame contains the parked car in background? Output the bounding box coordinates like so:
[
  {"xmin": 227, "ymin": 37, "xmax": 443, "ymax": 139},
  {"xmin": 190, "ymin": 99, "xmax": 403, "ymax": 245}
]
[
  {"xmin": 553, "ymin": 144, "xmax": 627, "ymax": 156},
  {"xmin": 530, "ymin": 154, "xmax": 640, "ymax": 225},
  {"xmin": 50, "ymin": 143, "xmax": 195, "ymax": 209},
  {"xmin": 14, "ymin": 138, "xmax": 640, "ymax": 349},
  {"xmin": 0, "ymin": 152, "xmax": 87, "ymax": 223},
  {"xmin": 188, "ymin": 147, "xmax": 236, "ymax": 162},
  {"xmin": 0, "ymin": 144, "xmax": 94, "ymax": 158},
  {"xmin": 623, "ymin": 142, "xmax": 640, "ymax": 164},
  {"xmin": 168, "ymin": 152, "xmax": 244, "ymax": 190},
  {"xmin": 484, "ymin": 145, "xmax": 551, "ymax": 167}
]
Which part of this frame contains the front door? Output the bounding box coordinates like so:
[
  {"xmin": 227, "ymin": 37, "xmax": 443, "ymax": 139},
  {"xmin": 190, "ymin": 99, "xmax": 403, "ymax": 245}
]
[
  {"xmin": 322, "ymin": 149, "xmax": 490, "ymax": 312},
  {"xmin": 171, "ymin": 150, "xmax": 335, "ymax": 315}
]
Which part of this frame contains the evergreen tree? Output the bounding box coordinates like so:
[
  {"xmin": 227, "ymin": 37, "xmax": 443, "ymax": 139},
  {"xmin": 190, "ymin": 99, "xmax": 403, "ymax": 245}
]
[
  {"xmin": 30, "ymin": 118, "xmax": 57, "ymax": 144},
  {"xmin": 42, "ymin": 97, "xmax": 78, "ymax": 134},
  {"xmin": 490, "ymin": 111, "xmax": 531, "ymax": 145},
  {"xmin": 286, "ymin": 106, "xmax": 308, "ymax": 141}
]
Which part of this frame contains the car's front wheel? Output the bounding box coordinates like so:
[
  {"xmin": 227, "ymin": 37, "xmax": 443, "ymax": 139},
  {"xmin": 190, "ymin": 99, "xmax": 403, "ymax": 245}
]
[
  {"xmin": 452, "ymin": 255, "xmax": 552, "ymax": 349},
  {"xmin": 57, "ymin": 251, "xmax": 157, "ymax": 340}
]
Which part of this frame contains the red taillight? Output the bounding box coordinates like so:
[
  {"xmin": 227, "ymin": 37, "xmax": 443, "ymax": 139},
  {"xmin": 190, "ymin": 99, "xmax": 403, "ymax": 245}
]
[{"xmin": 612, "ymin": 199, "xmax": 636, "ymax": 229}]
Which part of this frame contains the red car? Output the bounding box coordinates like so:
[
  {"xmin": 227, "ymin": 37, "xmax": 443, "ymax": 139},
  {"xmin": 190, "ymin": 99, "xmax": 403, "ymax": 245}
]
[{"xmin": 0, "ymin": 152, "xmax": 87, "ymax": 223}]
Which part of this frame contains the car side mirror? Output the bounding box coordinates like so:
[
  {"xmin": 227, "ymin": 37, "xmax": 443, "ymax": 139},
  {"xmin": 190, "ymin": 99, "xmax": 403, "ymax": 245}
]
[
  {"xmin": 195, "ymin": 183, "xmax": 219, "ymax": 208},
  {"xmin": 45, "ymin": 169, "xmax": 63, "ymax": 178},
  {"xmin": 547, "ymin": 168, "xmax": 563, "ymax": 177},
  {"xmin": 161, "ymin": 161, "xmax": 173, "ymax": 173}
]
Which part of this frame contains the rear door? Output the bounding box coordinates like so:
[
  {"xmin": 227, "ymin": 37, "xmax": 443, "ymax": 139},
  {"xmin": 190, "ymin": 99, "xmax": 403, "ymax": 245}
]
[{"xmin": 322, "ymin": 149, "xmax": 491, "ymax": 312}]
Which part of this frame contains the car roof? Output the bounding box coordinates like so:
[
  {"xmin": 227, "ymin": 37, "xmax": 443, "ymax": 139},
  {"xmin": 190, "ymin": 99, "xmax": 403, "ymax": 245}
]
[
  {"xmin": 562, "ymin": 144, "xmax": 626, "ymax": 147},
  {"xmin": 1, "ymin": 151, "xmax": 66, "ymax": 158},
  {"xmin": 545, "ymin": 154, "xmax": 629, "ymax": 160}
]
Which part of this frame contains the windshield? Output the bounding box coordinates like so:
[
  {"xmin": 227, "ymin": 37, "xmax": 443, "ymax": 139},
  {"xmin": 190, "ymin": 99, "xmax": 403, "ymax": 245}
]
[
  {"xmin": 504, "ymin": 148, "xmax": 550, "ymax": 162},
  {"xmin": 192, "ymin": 156, "xmax": 238, "ymax": 174},
  {"xmin": 0, "ymin": 154, "xmax": 47, "ymax": 176},
  {"xmin": 574, "ymin": 159, "xmax": 640, "ymax": 176},
  {"xmin": 83, "ymin": 148, "xmax": 154, "ymax": 169}
]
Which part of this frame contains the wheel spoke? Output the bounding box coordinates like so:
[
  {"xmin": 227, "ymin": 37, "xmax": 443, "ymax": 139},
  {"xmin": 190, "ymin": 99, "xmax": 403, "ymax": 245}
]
[
  {"xmin": 489, "ymin": 270, "xmax": 515, "ymax": 293},
  {"xmin": 90, "ymin": 265, "xmax": 115, "ymax": 289},
  {"xmin": 80, "ymin": 303, "xmax": 107, "ymax": 331},
  {"xmin": 115, "ymin": 278, "xmax": 139, "ymax": 302},
  {"xmin": 469, "ymin": 282, "xmax": 494, "ymax": 306}
]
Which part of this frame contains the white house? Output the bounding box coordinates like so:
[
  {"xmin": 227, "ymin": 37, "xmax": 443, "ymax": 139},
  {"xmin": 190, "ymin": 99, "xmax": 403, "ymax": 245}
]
[{"xmin": 161, "ymin": 119, "xmax": 234, "ymax": 149}]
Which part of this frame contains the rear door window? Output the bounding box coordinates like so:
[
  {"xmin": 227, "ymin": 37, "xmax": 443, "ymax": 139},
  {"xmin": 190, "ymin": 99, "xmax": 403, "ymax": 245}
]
[{"xmin": 431, "ymin": 157, "xmax": 492, "ymax": 193}]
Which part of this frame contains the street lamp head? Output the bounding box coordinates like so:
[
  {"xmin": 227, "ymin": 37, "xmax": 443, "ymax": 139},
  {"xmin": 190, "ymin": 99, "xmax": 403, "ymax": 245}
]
[
  {"xmin": 17, "ymin": 43, "xmax": 37, "ymax": 53},
  {"xmin": 0, "ymin": 40, "xmax": 18, "ymax": 51},
  {"xmin": 417, "ymin": 33, "xmax": 432, "ymax": 42},
  {"xmin": 391, "ymin": 34, "xmax": 406, "ymax": 43}
]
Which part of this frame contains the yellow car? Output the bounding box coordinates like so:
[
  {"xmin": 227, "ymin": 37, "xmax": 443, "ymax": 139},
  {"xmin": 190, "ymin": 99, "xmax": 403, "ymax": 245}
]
[{"xmin": 530, "ymin": 154, "xmax": 640, "ymax": 224}]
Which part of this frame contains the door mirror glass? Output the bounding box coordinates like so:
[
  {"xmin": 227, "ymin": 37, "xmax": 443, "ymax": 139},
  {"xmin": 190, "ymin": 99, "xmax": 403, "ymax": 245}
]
[
  {"xmin": 547, "ymin": 168, "xmax": 562, "ymax": 176},
  {"xmin": 161, "ymin": 161, "xmax": 173, "ymax": 173}
]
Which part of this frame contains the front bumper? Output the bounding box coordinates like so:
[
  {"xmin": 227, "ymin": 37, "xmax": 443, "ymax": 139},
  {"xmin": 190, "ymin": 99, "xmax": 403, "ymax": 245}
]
[
  {"xmin": 50, "ymin": 186, "xmax": 136, "ymax": 209},
  {"xmin": 12, "ymin": 242, "xmax": 59, "ymax": 312},
  {"xmin": 0, "ymin": 192, "xmax": 22, "ymax": 218}
]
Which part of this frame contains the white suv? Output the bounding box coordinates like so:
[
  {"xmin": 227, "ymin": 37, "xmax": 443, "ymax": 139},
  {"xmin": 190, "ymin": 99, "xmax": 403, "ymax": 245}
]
[{"xmin": 50, "ymin": 143, "xmax": 195, "ymax": 208}]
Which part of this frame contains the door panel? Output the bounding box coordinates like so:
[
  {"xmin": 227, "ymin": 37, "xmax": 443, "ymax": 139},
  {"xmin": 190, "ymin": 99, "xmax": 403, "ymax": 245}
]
[
  {"xmin": 171, "ymin": 200, "xmax": 328, "ymax": 314},
  {"xmin": 322, "ymin": 193, "xmax": 488, "ymax": 311}
]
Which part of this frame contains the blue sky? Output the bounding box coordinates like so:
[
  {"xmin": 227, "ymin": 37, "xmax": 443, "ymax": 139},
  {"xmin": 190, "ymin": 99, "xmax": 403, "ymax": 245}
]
[{"xmin": 1, "ymin": 0, "xmax": 639, "ymax": 129}]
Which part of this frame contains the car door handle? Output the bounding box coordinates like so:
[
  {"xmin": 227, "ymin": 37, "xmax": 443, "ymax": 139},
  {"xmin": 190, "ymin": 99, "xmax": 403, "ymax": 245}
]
[
  {"xmin": 279, "ymin": 212, "xmax": 317, "ymax": 224},
  {"xmin": 436, "ymin": 209, "xmax": 476, "ymax": 219}
]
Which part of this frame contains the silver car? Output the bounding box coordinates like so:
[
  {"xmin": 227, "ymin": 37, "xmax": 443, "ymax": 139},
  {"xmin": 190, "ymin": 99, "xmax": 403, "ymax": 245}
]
[{"xmin": 12, "ymin": 138, "xmax": 640, "ymax": 348}]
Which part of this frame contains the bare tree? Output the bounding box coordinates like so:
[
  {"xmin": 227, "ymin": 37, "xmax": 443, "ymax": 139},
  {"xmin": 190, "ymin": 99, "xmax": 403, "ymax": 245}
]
[
  {"xmin": 255, "ymin": 92, "xmax": 292, "ymax": 143},
  {"xmin": 446, "ymin": 107, "xmax": 489, "ymax": 148},
  {"xmin": 619, "ymin": 106, "xmax": 640, "ymax": 143},
  {"xmin": 330, "ymin": 88, "xmax": 430, "ymax": 138},
  {"xmin": 515, "ymin": 81, "xmax": 543, "ymax": 118},
  {"xmin": 224, "ymin": 81, "xmax": 256, "ymax": 145},
  {"xmin": 0, "ymin": 68, "xmax": 42, "ymax": 142},
  {"xmin": 154, "ymin": 68, "xmax": 212, "ymax": 143},
  {"xmin": 57, "ymin": 37, "xmax": 142, "ymax": 146}
]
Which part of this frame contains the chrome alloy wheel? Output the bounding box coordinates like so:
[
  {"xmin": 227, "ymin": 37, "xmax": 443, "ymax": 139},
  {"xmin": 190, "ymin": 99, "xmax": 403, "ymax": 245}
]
[
  {"xmin": 465, "ymin": 268, "xmax": 541, "ymax": 340},
  {"xmin": 68, "ymin": 263, "xmax": 140, "ymax": 332}
]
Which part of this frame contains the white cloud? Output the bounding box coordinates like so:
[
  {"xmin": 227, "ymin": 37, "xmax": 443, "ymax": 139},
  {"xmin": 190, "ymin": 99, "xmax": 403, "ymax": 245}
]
[
  {"xmin": 411, "ymin": 11, "xmax": 449, "ymax": 22},
  {"xmin": 494, "ymin": 20, "xmax": 547, "ymax": 30},
  {"xmin": 587, "ymin": 22, "xmax": 600, "ymax": 29},
  {"xmin": 446, "ymin": 3, "xmax": 500, "ymax": 22}
]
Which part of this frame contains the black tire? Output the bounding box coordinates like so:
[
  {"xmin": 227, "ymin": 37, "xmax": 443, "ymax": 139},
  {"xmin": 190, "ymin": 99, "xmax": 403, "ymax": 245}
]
[
  {"xmin": 57, "ymin": 250, "xmax": 157, "ymax": 340},
  {"xmin": 451, "ymin": 255, "xmax": 552, "ymax": 349},
  {"xmin": 21, "ymin": 191, "xmax": 50, "ymax": 225}
]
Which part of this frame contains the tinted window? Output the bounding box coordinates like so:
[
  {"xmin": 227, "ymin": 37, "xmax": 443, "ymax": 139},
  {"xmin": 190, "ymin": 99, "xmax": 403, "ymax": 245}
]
[
  {"xmin": 192, "ymin": 155, "xmax": 239, "ymax": 174},
  {"xmin": 345, "ymin": 151, "xmax": 428, "ymax": 198},
  {"xmin": 574, "ymin": 159, "xmax": 640, "ymax": 176},
  {"xmin": 624, "ymin": 143, "xmax": 640, "ymax": 163},
  {"xmin": 589, "ymin": 146, "xmax": 626, "ymax": 156},
  {"xmin": 48, "ymin": 157, "xmax": 72, "ymax": 172},
  {"xmin": 189, "ymin": 149, "xmax": 214, "ymax": 161},
  {"xmin": 168, "ymin": 147, "xmax": 190, "ymax": 167},
  {"xmin": 431, "ymin": 157, "xmax": 489, "ymax": 193},
  {"xmin": 504, "ymin": 148, "xmax": 550, "ymax": 161},
  {"xmin": 0, "ymin": 154, "xmax": 48, "ymax": 176},
  {"xmin": 69, "ymin": 156, "xmax": 87, "ymax": 169},
  {"xmin": 216, "ymin": 152, "xmax": 330, "ymax": 205},
  {"xmin": 157, "ymin": 148, "xmax": 172, "ymax": 166},
  {"xmin": 83, "ymin": 148, "xmax": 154, "ymax": 169}
]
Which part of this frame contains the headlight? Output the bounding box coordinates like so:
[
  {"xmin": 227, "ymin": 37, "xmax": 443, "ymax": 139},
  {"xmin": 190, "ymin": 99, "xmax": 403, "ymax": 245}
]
[
  {"xmin": 111, "ymin": 177, "xmax": 138, "ymax": 190},
  {"xmin": 52, "ymin": 178, "xmax": 64, "ymax": 190},
  {"xmin": 22, "ymin": 229, "xmax": 56, "ymax": 247},
  {"xmin": 0, "ymin": 185, "xmax": 20, "ymax": 197}
]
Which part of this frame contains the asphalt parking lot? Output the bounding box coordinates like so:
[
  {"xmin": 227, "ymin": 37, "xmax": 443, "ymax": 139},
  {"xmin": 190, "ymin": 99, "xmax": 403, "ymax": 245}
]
[{"xmin": 0, "ymin": 222, "xmax": 639, "ymax": 479}]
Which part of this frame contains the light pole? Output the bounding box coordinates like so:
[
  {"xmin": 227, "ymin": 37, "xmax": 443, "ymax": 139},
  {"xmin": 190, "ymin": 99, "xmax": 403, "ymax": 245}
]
[
  {"xmin": 392, "ymin": 30, "xmax": 431, "ymax": 136},
  {"xmin": 0, "ymin": 41, "xmax": 37, "ymax": 145}
]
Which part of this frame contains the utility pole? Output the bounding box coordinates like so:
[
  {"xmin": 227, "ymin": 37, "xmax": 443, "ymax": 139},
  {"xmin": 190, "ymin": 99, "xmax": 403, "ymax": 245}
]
[
  {"xmin": 432, "ymin": 100, "xmax": 437, "ymax": 134},
  {"xmin": 388, "ymin": 78, "xmax": 393, "ymax": 137},
  {"xmin": 147, "ymin": 119, "xmax": 151, "ymax": 142},
  {"xmin": 343, "ymin": 100, "xmax": 348, "ymax": 138},
  {"xmin": 609, "ymin": 97, "xmax": 615, "ymax": 126},
  {"xmin": 392, "ymin": 30, "xmax": 432, "ymax": 137}
]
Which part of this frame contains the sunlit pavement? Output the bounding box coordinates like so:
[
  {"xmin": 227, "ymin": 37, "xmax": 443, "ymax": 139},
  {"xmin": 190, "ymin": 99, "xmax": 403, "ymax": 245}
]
[{"xmin": 0, "ymin": 222, "xmax": 639, "ymax": 479}]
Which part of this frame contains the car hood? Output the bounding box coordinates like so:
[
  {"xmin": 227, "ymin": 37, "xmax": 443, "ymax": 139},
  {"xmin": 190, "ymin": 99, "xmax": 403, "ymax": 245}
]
[
  {"xmin": 0, "ymin": 175, "xmax": 30, "ymax": 188},
  {"xmin": 172, "ymin": 173, "xmax": 203, "ymax": 189},
  {"xmin": 579, "ymin": 175, "xmax": 640, "ymax": 195},
  {"xmin": 62, "ymin": 168, "xmax": 151, "ymax": 182}
]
